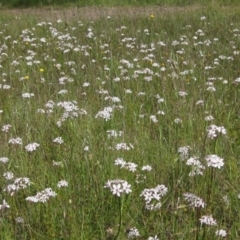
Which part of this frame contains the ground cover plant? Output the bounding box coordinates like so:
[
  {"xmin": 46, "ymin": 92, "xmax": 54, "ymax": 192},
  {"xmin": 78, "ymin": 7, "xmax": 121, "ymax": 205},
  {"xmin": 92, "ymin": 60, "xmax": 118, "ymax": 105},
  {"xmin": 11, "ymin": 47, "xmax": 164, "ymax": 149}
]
[
  {"xmin": 0, "ymin": 5, "xmax": 240, "ymax": 240},
  {"xmin": 0, "ymin": 0, "xmax": 239, "ymax": 8}
]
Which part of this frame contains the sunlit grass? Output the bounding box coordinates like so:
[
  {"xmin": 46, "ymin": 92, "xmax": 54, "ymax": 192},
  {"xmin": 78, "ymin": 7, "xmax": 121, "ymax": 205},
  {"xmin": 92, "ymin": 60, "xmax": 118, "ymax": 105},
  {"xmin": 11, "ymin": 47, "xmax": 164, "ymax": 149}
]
[{"xmin": 0, "ymin": 6, "xmax": 239, "ymax": 240}]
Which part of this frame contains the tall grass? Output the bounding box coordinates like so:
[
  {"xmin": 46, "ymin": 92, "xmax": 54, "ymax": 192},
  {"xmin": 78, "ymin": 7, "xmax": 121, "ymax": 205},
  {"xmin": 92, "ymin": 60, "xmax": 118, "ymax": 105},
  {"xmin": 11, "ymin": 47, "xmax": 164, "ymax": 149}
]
[
  {"xmin": 0, "ymin": 0, "xmax": 239, "ymax": 8},
  {"xmin": 0, "ymin": 5, "xmax": 240, "ymax": 240}
]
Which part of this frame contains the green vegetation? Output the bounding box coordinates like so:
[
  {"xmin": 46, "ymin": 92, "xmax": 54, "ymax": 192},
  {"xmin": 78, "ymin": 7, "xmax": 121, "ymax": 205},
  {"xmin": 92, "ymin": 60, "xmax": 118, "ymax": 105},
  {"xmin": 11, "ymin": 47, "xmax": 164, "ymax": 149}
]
[
  {"xmin": 0, "ymin": 5, "xmax": 240, "ymax": 240},
  {"xmin": 0, "ymin": 0, "xmax": 239, "ymax": 8}
]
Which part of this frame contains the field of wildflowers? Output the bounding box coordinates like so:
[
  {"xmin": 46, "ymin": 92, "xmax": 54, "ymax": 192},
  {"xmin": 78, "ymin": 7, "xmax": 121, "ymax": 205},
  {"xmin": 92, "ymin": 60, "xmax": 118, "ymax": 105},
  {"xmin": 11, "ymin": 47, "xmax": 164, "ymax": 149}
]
[{"xmin": 0, "ymin": 5, "xmax": 240, "ymax": 239}]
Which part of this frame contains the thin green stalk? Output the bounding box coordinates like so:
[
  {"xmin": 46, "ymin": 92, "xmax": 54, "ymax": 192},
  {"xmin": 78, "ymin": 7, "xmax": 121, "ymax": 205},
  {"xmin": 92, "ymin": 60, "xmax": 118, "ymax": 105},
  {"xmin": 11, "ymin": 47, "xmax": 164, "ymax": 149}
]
[{"xmin": 114, "ymin": 197, "xmax": 123, "ymax": 240}]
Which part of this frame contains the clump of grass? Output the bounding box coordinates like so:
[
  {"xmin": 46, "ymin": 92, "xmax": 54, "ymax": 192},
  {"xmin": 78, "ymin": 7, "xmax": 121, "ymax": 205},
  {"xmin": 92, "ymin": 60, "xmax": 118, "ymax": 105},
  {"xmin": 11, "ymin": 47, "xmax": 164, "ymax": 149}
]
[{"xmin": 0, "ymin": 6, "xmax": 239, "ymax": 240}]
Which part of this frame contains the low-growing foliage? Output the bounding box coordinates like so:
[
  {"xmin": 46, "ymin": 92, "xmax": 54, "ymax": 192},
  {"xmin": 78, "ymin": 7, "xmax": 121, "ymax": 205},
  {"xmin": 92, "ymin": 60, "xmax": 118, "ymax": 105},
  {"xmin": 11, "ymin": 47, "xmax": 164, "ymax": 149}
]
[{"xmin": 0, "ymin": 5, "xmax": 239, "ymax": 240}]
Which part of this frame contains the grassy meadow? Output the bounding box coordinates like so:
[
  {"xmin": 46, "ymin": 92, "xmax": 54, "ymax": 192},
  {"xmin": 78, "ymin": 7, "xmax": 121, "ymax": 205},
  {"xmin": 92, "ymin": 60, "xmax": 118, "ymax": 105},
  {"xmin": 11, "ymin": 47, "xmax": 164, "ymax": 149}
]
[{"xmin": 0, "ymin": 4, "xmax": 240, "ymax": 240}]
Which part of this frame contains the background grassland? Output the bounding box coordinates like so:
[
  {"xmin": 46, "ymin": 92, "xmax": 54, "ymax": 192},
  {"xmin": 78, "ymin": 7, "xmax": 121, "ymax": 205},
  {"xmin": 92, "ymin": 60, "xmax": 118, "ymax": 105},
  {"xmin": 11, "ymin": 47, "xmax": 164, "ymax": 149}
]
[
  {"xmin": 0, "ymin": 3, "xmax": 240, "ymax": 240},
  {"xmin": 0, "ymin": 0, "xmax": 239, "ymax": 8}
]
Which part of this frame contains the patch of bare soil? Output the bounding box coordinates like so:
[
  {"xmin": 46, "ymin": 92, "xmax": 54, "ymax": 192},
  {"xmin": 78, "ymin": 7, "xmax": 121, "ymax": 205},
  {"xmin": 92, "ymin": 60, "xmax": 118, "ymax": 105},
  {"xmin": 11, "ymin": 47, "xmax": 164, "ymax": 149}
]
[{"xmin": 1, "ymin": 6, "xmax": 204, "ymax": 21}]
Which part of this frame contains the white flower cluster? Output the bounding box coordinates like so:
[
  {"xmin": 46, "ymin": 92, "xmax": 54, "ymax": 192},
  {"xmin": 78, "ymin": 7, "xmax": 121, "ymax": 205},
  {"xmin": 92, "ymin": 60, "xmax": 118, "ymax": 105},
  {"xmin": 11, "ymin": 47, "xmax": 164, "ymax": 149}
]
[
  {"xmin": 183, "ymin": 192, "xmax": 206, "ymax": 208},
  {"xmin": 207, "ymin": 124, "xmax": 227, "ymax": 139},
  {"xmin": 178, "ymin": 146, "xmax": 191, "ymax": 160},
  {"xmin": 205, "ymin": 154, "xmax": 224, "ymax": 169},
  {"xmin": 199, "ymin": 215, "xmax": 217, "ymax": 226},
  {"xmin": 53, "ymin": 137, "xmax": 64, "ymax": 144},
  {"xmin": 26, "ymin": 188, "xmax": 57, "ymax": 203},
  {"xmin": 215, "ymin": 229, "xmax": 227, "ymax": 237},
  {"xmin": 57, "ymin": 180, "xmax": 68, "ymax": 188},
  {"xmin": 8, "ymin": 137, "xmax": 22, "ymax": 145},
  {"xmin": 115, "ymin": 143, "xmax": 134, "ymax": 151},
  {"xmin": 104, "ymin": 179, "xmax": 132, "ymax": 197},
  {"xmin": 0, "ymin": 157, "xmax": 9, "ymax": 163},
  {"xmin": 114, "ymin": 158, "xmax": 138, "ymax": 172},
  {"xmin": 148, "ymin": 236, "xmax": 159, "ymax": 240},
  {"xmin": 4, "ymin": 177, "xmax": 31, "ymax": 196},
  {"xmin": 95, "ymin": 106, "xmax": 113, "ymax": 121},
  {"xmin": 25, "ymin": 143, "xmax": 40, "ymax": 152},
  {"xmin": 127, "ymin": 227, "xmax": 140, "ymax": 238},
  {"xmin": 186, "ymin": 156, "xmax": 205, "ymax": 176},
  {"xmin": 140, "ymin": 184, "xmax": 168, "ymax": 210},
  {"xmin": 57, "ymin": 101, "xmax": 87, "ymax": 122},
  {"xmin": 106, "ymin": 130, "xmax": 123, "ymax": 138},
  {"xmin": 0, "ymin": 199, "xmax": 10, "ymax": 211},
  {"xmin": 2, "ymin": 124, "xmax": 11, "ymax": 132}
]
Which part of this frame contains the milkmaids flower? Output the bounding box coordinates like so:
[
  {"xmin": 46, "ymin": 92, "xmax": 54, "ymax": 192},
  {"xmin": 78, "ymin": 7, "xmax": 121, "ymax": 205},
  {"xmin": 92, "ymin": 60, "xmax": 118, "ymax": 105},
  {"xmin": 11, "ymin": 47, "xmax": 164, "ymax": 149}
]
[
  {"xmin": 0, "ymin": 200, "xmax": 10, "ymax": 211},
  {"xmin": 104, "ymin": 179, "xmax": 132, "ymax": 197},
  {"xmin": 53, "ymin": 137, "xmax": 64, "ymax": 144},
  {"xmin": 26, "ymin": 188, "xmax": 57, "ymax": 203},
  {"xmin": 205, "ymin": 154, "xmax": 224, "ymax": 169},
  {"xmin": 215, "ymin": 229, "xmax": 227, "ymax": 237},
  {"xmin": 199, "ymin": 215, "xmax": 217, "ymax": 226},
  {"xmin": 183, "ymin": 193, "xmax": 206, "ymax": 208},
  {"xmin": 207, "ymin": 124, "xmax": 227, "ymax": 139},
  {"xmin": 25, "ymin": 143, "xmax": 40, "ymax": 152},
  {"xmin": 57, "ymin": 180, "xmax": 68, "ymax": 188},
  {"xmin": 127, "ymin": 227, "xmax": 140, "ymax": 238}
]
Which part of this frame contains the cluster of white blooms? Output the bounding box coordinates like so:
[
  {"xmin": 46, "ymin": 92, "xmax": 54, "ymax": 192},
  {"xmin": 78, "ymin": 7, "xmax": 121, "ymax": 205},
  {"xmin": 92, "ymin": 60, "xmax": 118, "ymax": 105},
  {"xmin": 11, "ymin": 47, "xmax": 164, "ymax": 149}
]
[
  {"xmin": 114, "ymin": 158, "xmax": 138, "ymax": 172},
  {"xmin": 1, "ymin": 124, "xmax": 11, "ymax": 132},
  {"xmin": 26, "ymin": 188, "xmax": 57, "ymax": 203},
  {"xmin": 95, "ymin": 106, "xmax": 113, "ymax": 121},
  {"xmin": 207, "ymin": 124, "xmax": 227, "ymax": 139},
  {"xmin": 199, "ymin": 215, "xmax": 217, "ymax": 226},
  {"xmin": 142, "ymin": 165, "xmax": 152, "ymax": 171},
  {"xmin": 215, "ymin": 229, "xmax": 227, "ymax": 237},
  {"xmin": 127, "ymin": 227, "xmax": 140, "ymax": 238},
  {"xmin": 15, "ymin": 217, "xmax": 24, "ymax": 223},
  {"xmin": 106, "ymin": 130, "xmax": 123, "ymax": 138},
  {"xmin": 174, "ymin": 118, "xmax": 182, "ymax": 124},
  {"xmin": 0, "ymin": 199, "xmax": 10, "ymax": 211},
  {"xmin": 178, "ymin": 91, "xmax": 188, "ymax": 97},
  {"xmin": 148, "ymin": 236, "xmax": 159, "ymax": 240},
  {"xmin": 115, "ymin": 143, "xmax": 134, "ymax": 151},
  {"xmin": 205, "ymin": 154, "xmax": 224, "ymax": 169},
  {"xmin": 204, "ymin": 115, "xmax": 214, "ymax": 121},
  {"xmin": 104, "ymin": 179, "xmax": 132, "ymax": 197},
  {"xmin": 57, "ymin": 101, "xmax": 87, "ymax": 122},
  {"xmin": 22, "ymin": 93, "xmax": 34, "ymax": 98},
  {"xmin": 150, "ymin": 115, "xmax": 158, "ymax": 123},
  {"xmin": 140, "ymin": 184, "xmax": 168, "ymax": 210},
  {"xmin": 8, "ymin": 137, "xmax": 22, "ymax": 145},
  {"xmin": 186, "ymin": 156, "xmax": 205, "ymax": 176},
  {"xmin": 0, "ymin": 157, "xmax": 9, "ymax": 163},
  {"xmin": 25, "ymin": 143, "xmax": 40, "ymax": 152},
  {"xmin": 57, "ymin": 180, "xmax": 68, "ymax": 188},
  {"xmin": 4, "ymin": 177, "xmax": 31, "ymax": 196},
  {"xmin": 105, "ymin": 96, "xmax": 121, "ymax": 103},
  {"xmin": 53, "ymin": 137, "xmax": 64, "ymax": 144},
  {"xmin": 178, "ymin": 146, "xmax": 191, "ymax": 160},
  {"xmin": 3, "ymin": 171, "xmax": 14, "ymax": 180},
  {"xmin": 183, "ymin": 193, "xmax": 206, "ymax": 208}
]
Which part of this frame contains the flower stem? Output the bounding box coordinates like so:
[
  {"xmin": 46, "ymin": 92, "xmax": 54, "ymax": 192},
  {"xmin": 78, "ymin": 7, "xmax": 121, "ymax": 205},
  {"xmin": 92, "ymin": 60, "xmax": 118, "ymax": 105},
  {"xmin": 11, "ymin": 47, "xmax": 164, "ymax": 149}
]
[{"xmin": 114, "ymin": 197, "xmax": 123, "ymax": 240}]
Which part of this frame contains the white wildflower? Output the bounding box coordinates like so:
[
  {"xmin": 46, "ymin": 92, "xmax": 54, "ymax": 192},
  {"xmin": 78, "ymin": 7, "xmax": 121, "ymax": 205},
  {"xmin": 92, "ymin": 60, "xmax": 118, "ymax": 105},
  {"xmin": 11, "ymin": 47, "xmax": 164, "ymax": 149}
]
[
  {"xmin": 53, "ymin": 137, "xmax": 64, "ymax": 144},
  {"xmin": 0, "ymin": 157, "xmax": 9, "ymax": 163},
  {"xmin": 0, "ymin": 200, "xmax": 10, "ymax": 211},
  {"xmin": 199, "ymin": 215, "xmax": 217, "ymax": 226},
  {"xmin": 26, "ymin": 188, "xmax": 57, "ymax": 203},
  {"xmin": 25, "ymin": 143, "xmax": 40, "ymax": 152},
  {"xmin": 8, "ymin": 137, "xmax": 22, "ymax": 145},
  {"xmin": 183, "ymin": 193, "xmax": 206, "ymax": 208},
  {"xmin": 215, "ymin": 229, "xmax": 227, "ymax": 237},
  {"xmin": 104, "ymin": 179, "xmax": 132, "ymax": 197},
  {"xmin": 127, "ymin": 227, "xmax": 140, "ymax": 238},
  {"xmin": 57, "ymin": 180, "xmax": 68, "ymax": 188},
  {"xmin": 205, "ymin": 154, "xmax": 224, "ymax": 169}
]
